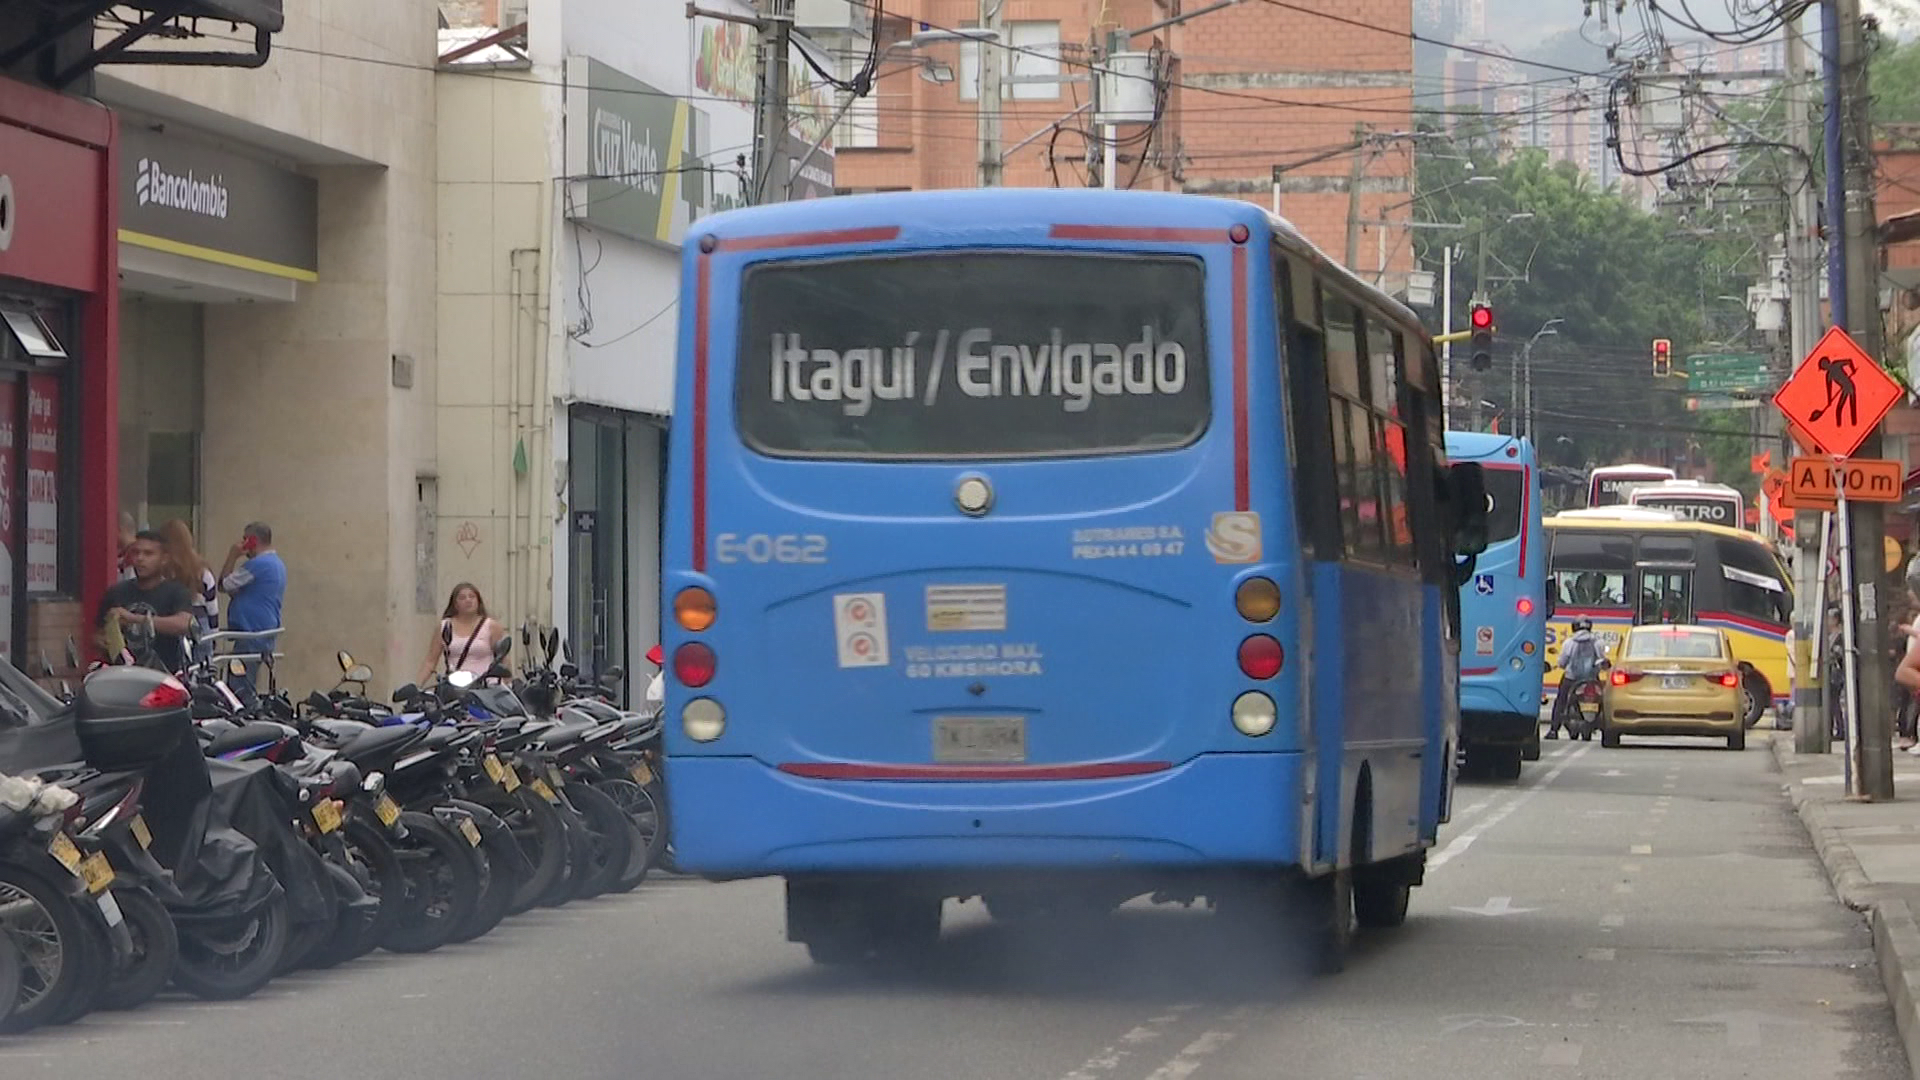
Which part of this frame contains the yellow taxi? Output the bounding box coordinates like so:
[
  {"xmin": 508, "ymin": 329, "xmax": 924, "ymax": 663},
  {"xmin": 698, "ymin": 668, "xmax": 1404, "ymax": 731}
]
[{"xmin": 1601, "ymin": 624, "xmax": 1747, "ymax": 751}]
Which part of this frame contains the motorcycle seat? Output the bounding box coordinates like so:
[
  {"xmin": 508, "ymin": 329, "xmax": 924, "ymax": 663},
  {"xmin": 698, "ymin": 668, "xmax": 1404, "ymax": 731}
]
[
  {"xmin": 341, "ymin": 724, "xmax": 427, "ymax": 765},
  {"xmin": 535, "ymin": 720, "xmax": 596, "ymax": 750},
  {"xmin": 203, "ymin": 722, "xmax": 295, "ymax": 757}
]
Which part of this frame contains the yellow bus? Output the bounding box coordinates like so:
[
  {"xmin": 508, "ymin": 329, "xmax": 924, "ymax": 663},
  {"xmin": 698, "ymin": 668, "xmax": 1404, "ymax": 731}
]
[{"xmin": 1543, "ymin": 509, "xmax": 1791, "ymax": 728}]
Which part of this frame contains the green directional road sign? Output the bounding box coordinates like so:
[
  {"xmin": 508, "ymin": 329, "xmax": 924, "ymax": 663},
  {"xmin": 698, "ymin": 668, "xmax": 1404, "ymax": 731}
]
[{"xmin": 1686, "ymin": 353, "xmax": 1769, "ymax": 394}]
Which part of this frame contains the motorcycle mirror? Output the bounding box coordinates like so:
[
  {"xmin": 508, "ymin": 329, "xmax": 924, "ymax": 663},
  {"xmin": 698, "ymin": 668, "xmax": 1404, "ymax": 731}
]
[
  {"xmin": 393, "ymin": 682, "xmax": 420, "ymax": 702},
  {"xmin": 65, "ymin": 636, "xmax": 79, "ymax": 671},
  {"xmin": 545, "ymin": 628, "xmax": 560, "ymax": 663},
  {"xmin": 228, "ymin": 658, "xmax": 248, "ymax": 678},
  {"xmin": 346, "ymin": 664, "xmax": 374, "ymax": 683},
  {"xmin": 441, "ymin": 623, "xmax": 453, "ymax": 646},
  {"xmin": 646, "ymin": 644, "xmax": 663, "ymax": 667},
  {"xmin": 447, "ymin": 671, "xmax": 477, "ymax": 689},
  {"xmin": 494, "ymin": 636, "xmax": 513, "ymax": 661},
  {"xmin": 337, "ymin": 650, "xmax": 355, "ymax": 673},
  {"xmin": 559, "ymin": 662, "xmax": 579, "ymax": 679},
  {"xmin": 563, "ymin": 639, "xmax": 574, "ymax": 663},
  {"xmin": 603, "ymin": 665, "xmax": 625, "ymax": 684},
  {"xmin": 521, "ymin": 623, "xmax": 532, "ymax": 649},
  {"xmin": 306, "ymin": 690, "xmax": 332, "ymax": 712}
]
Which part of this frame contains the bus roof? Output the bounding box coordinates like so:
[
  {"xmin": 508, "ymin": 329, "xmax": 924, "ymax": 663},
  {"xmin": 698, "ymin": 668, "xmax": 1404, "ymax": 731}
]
[
  {"xmin": 682, "ymin": 188, "xmax": 1432, "ymax": 348},
  {"xmin": 1443, "ymin": 431, "xmax": 1534, "ymax": 462},
  {"xmin": 1545, "ymin": 510, "xmax": 1769, "ymax": 544},
  {"xmin": 1630, "ymin": 479, "xmax": 1742, "ymax": 498}
]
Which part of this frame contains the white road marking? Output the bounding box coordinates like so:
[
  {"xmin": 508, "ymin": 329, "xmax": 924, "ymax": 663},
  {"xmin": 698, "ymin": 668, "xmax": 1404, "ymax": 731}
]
[
  {"xmin": 1601, "ymin": 913, "xmax": 1626, "ymax": 928},
  {"xmin": 1585, "ymin": 947, "xmax": 1616, "ymax": 961},
  {"xmin": 1631, "ymin": 844, "xmax": 1653, "ymax": 855},
  {"xmin": 1623, "ymin": 862, "xmax": 1642, "ymax": 872},
  {"xmin": 1141, "ymin": 1025, "xmax": 1245, "ymax": 1080},
  {"xmin": 1057, "ymin": 1005, "xmax": 1196, "ymax": 1079},
  {"xmin": 1571, "ymin": 992, "xmax": 1600, "ymax": 1010},
  {"xmin": 1614, "ymin": 883, "xmax": 1635, "ymax": 894},
  {"xmin": 1432, "ymin": 743, "xmax": 1593, "ymax": 871}
]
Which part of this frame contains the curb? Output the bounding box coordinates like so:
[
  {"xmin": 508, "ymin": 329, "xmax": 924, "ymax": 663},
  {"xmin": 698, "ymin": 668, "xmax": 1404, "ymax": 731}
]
[
  {"xmin": 1875, "ymin": 900, "xmax": 1920, "ymax": 1080},
  {"xmin": 1770, "ymin": 735, "xmax": 1920, "ymax": 1080},
  {"xmin": 1770, "ymin": 736, "xmax": 1875, "ymax": 911}
]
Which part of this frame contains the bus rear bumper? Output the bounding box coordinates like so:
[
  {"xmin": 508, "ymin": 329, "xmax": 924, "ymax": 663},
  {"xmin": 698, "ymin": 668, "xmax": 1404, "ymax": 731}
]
[
  {"xmin": 1460, "ymin": 708, "xmax": 1540, "ymax": 748},
  {"xmin": 665, "ymin": 752, "xmax": 1307, "ymax": 876}
]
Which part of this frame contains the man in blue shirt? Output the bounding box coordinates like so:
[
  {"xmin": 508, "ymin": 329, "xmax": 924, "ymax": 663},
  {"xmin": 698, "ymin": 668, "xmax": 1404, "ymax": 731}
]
[{"xmin": 219, "ymin": 521, "xmax": 286, "ymax": 686}]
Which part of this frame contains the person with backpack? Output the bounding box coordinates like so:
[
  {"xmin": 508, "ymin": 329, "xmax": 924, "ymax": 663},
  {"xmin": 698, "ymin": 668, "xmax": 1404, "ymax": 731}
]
[{"xmin": 1549, "ymin": 617, "xmax": 1608, "ymax": 740}]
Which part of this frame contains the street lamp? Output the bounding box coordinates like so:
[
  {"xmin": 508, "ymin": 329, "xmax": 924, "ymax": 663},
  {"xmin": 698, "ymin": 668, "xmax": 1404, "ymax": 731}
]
[{"xmin": 1521, "ymin": 317, "xmax": 1564, "ymax": 440}]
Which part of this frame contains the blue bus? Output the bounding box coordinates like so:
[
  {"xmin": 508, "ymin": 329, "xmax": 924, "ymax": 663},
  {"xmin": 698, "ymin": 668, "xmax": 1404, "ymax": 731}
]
[
  {"xmin": 1443, "ymin": 432, "xmax": 1546, "ymax": 778},
  {"xmin": 660, "ymin": 189, "xmax": 1491, "ymax": 970}
]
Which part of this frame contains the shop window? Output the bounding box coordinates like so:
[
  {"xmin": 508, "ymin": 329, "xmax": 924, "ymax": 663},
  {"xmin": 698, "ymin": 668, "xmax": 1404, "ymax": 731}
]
[{"xmin": 24, "ymin": 374, "xmax": 59, "ymax": 596}]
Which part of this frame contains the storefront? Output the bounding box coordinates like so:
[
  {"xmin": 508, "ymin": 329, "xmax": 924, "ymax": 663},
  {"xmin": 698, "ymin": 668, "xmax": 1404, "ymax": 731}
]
[
  {"xmin": 0, "ymin": 77, "xmax": 118, "ymax": 671},
  {"xmin": 111, "ymin": 118, "xmax": 318, "ymax": 542},
  {"xmin": 566, "ymin": 407, "xmax": 665, "ymax": 691}
]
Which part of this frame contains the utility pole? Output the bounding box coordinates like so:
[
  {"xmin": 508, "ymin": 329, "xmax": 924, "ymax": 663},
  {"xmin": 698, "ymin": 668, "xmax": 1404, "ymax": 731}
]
[
  {"xmin": 752, "ymin": 0, "xmax": 793, "ymax": 204},
  {"xmin": 1343, "ymin": 124, "xmax": 1370, "ymax": 268},
  {"xmin": 1832, "ymin": 0, "xmax": 1893, "ymax": 800},
  {"xmin": 1785, "ymin": 12, "xmax": 1830, "ymax": 754},
  {"xmin": 978, "ymin": 0, "xmax": 1004, "ymax": 187},
  {"xmin": 1441, "ymin": 245, "xmax": 1455, "ymax": 413}
]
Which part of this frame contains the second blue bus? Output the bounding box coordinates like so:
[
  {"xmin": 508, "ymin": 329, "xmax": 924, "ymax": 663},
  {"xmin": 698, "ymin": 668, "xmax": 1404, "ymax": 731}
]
[
  {"xmin": 660, "ymin": 188, "xmax": 1492, "ymax": 971},
  {"xmin": 1443, "ymin": 432, "xmax": 1546, "ymax": 778}
]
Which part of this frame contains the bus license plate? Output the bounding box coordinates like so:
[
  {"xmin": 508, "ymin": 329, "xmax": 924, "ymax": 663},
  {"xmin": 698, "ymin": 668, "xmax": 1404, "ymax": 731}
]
[
  {"xmin": 933, "ymin": 717, "xmax": 1025, "ymax": 764},
  {"xmin": 1661, "ymin": 676, "xmax": 1691, "ymax": 690}
]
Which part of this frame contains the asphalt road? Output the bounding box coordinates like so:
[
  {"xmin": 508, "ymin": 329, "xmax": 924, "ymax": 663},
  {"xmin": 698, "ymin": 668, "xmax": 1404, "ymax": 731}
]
[{"xmin": 1, "ymin": 733, "xmax": 1907, "ymax": 1080}]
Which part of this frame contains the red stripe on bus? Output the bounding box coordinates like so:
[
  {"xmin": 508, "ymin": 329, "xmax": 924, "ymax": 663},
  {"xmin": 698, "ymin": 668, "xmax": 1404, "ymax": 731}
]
[
  {"xmin": 1554, "ymin": 606, "xmax": 1629, "ymax": 619},
  {"xmin": 1232, "ymin": 244, "xmax": 1249, "ymax": 511},
  {"xmin": 778, "ymin": 761, "xmax": 1173, "ymax": 781},
  {"xmin": 718, "ymin": 226, "xmax": 901, "ymax": 252},
  {"xmin": 1520, "ymin": 465, "xmax": 1530, "ymax": 576},
  {"xmin": 1696, "ymin": 610, "xmax": 1788, "ymax": 636},
  {"xmin": 691, "ymin": 254, "xmax": 711, "ymax": 572},
  {"xmin": 1047, "ymin": 225, "xmax": 1223, "ymax": 243},
  {"xmin": 1461, "ymin": 666, "xmax": 1498, "ymax": 676}
]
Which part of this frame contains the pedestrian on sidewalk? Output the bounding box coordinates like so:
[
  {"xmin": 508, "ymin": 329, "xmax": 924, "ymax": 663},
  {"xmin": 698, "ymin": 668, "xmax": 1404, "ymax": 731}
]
[
  {"xmin": 97, "ymin": 530, "xmax": 193, "ymax": 673},
  {"xmin": 158, "ymin": 519, "xmax": 219, "ymax": 650},
  {"xmin": 219, "ymin": 521, "xmax": 286, "ymax": 685},
  {"xmin": 416, "ymin": 582, "xmax": 506, "ymax": 687}
]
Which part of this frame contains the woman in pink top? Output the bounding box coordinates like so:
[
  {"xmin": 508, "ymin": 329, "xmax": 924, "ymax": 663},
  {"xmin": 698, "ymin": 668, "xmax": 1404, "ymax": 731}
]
[{"xmin": 417, "ymin": 582, "xmax": 506, "ymax": 686}]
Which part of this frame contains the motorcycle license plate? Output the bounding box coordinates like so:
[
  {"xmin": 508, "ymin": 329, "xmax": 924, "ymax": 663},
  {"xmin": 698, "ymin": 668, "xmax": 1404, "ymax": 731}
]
[
  {"xmin": 457, "ymin": 818, "xmax": 482, "ymax": 847},
  {"xmin": 78, "ymin": 852, "xmax": 114, "ymax": 894},
  {"xmin": 1661, "ymin": 676, "xmax": 1691, "ymax": 690},
  {"xmin": 482, "ymin": 754, "xmax": 506, "ymax": 784},
  {"xmin": 312, "ymin": 800, "xmax": 343, "ymax": 834},
  {"xmin": 631, "ymin": 761, "xmax": 654, "ymax": 785},
  {"xmin": 95, "ymin": 888, "xmax": 124, "ymax": 927},
  {"xmin": 47, "ymin": 832, "xmax": 81, "ymax": 873},
  {"xmin": 374, "ymin": 794, "xmax": 402, "ymax": 828},
  {"xmin": 530, "ymin": 778, "xmax": 560, "ymax": 804},
  {"xmin": 130, "ymin": 815, "xmax": 153, "ymax": 851}
]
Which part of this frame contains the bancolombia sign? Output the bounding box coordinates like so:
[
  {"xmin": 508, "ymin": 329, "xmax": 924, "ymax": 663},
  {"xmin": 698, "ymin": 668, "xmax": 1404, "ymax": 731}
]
[
  {"xmin": 118, "ymin": 126, "xmax": 318, "ymax": 281},
  {"xmin": 565, "ymin": 57, "xmax": 707, "ymax": 247}
]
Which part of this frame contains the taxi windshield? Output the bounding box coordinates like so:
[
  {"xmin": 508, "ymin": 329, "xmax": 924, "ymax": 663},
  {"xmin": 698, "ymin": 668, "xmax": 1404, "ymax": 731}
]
[{"xmin": 1624, "ymin": 629, "xmax": 1725, "ymax": 660}]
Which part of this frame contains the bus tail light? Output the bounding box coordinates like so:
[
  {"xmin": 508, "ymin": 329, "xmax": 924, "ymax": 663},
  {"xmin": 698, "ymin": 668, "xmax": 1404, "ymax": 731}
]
[
  {"xmin": 673, "ymin": 643, "xmax": 717, "ymax": 688},
  {"xmin": 682, "ymin": 698, "xmax": 726, "ymax": 742},
  {"xmin": 1235, "ymin": 577, "xmax": 1280, "ymax": 622},
  {"xmin": 675, "ymin": 588, "xmax": 717, "ymax": 632},
  {"xmin": 1231, "ymin": 692, "xmax": 1276, "ymax": 737},
  {"xmin": 1238, "ymin": 635, "xmax": 1283, "ymax": 679},
  {"xmin": 1516, "ymin": 597, "xmax": 1534, "ymax": 616}
]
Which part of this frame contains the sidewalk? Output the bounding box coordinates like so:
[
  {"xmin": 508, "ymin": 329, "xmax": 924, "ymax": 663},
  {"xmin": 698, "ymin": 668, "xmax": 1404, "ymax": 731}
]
[{"xmin": 1772, "ymin": 732, "xmax": 1920, "ymax": 1080}]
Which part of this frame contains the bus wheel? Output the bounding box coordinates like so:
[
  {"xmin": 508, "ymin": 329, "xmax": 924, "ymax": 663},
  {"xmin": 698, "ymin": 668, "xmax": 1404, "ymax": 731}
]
[
  {"xmin": 1740, "ymin": 673, "xmax": 1769, "ymax": 729},
  {"xmin": 1290, "ymin": 871, "xmax": 1353, "ymax": 974},
  {"xmin": 1353, "ymin": 861, "xmax": 1412, "ymax": 930},
  {"xmin": 1494, "ymin": 748, "xmax": 1523, "ymax": 780}
]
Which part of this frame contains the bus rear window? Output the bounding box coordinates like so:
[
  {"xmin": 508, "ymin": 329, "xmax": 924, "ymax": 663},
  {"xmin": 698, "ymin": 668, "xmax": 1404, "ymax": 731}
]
[
  {"xmin": 735, "ymin": 252, "xmax": 1212, "ymax": 459},
  {"xmin": 1485, "ymin": 467, "xmax": 1524, "ymax": 544}
]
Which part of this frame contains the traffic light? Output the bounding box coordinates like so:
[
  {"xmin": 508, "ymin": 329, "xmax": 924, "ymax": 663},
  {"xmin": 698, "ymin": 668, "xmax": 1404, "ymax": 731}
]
[
  {"xmin": 1652, "ymin": 337, "xmax": 1672, "ymax": 377},
  {"xmin": 1469, "ymin": 303, "xmax": 1495, "ymax": 371}
]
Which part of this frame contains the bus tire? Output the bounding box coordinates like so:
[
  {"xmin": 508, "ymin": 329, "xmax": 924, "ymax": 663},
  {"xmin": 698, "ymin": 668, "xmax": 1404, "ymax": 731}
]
[
  {"xmin": 1494, "ymin": 748, "xmax": 1522, "ymax": 780},
  {"xmin": 1293, "ymin": 871, "xmax": 1353, "ymax": 975},
  {"xmin": 1522, "ymin": 726, "xmax": 1541, "ymax": 762},
  {"xmin": 1353, "ymin": 863, "xmax": 1412, "ymax": 930}
]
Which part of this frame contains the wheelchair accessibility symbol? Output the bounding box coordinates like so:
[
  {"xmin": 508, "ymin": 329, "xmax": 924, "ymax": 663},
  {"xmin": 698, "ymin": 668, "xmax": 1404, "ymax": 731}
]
[{"xmin": 1474, "ymin": 573, "xmax": 1495, "ymax": 596}]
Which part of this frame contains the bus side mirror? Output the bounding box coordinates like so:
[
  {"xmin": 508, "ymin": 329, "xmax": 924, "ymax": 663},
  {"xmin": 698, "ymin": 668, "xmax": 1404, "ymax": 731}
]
[{"xmin": 1449, "ymin": 461, "xmax": 1491, "ymax": 558}]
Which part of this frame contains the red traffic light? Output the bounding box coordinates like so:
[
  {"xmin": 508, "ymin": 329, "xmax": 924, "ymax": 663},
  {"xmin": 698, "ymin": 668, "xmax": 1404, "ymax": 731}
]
[
  {"xmin": 1652, "ymin": 337, "xmax": 1671, "ymax": 357},
  {"xmin": 1470, "ymin": 305, "xmax": 1493, "ymax": 330}
]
